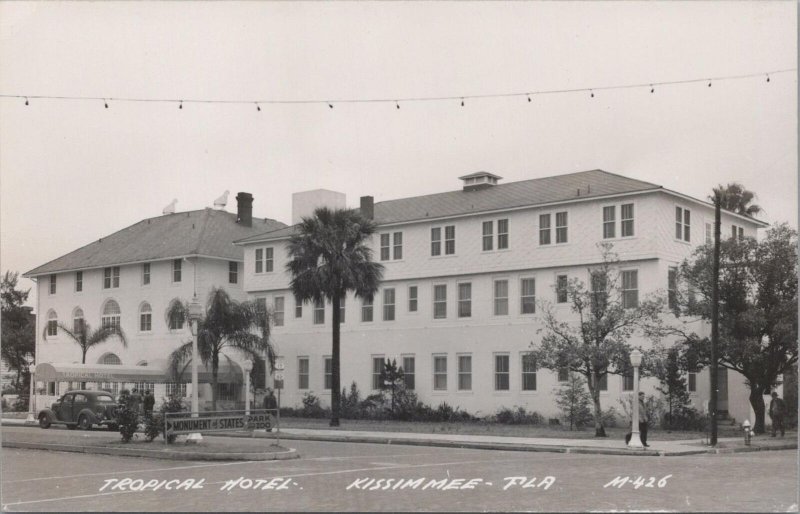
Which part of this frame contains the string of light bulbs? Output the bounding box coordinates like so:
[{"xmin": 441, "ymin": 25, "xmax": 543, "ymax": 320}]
[{"xmin": 1, "ymin": 68, "xmax": 794, "ymax": 110}]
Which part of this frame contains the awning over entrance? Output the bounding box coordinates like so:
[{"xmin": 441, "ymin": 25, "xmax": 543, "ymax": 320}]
[
  {"xmin": 178, "ymin": 360, "xmax": 245, "ymax": 384},
  {"xmin": 34, "ymin": 362, "xmax": 169, "ymax": 383}
]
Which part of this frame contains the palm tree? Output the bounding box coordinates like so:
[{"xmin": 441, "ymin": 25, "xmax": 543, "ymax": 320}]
[
  {"xmin": 54, "ymin": 321, "xmax": 127, "ymax": 388},
  {"xmin": 710, "ymin": 183, "xmax": 762, "ymax": 217},
  {"xmin": 286, "ymin": 207, "xmax": 384, "ymax": 426},
  {"xmin": 167, "ymin": 287, "xmax": 275, "ymax": 412}
]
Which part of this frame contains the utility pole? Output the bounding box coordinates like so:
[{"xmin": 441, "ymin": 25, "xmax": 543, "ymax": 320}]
[{"xmin": 710, "ymin": 192, "xmax": 721, "ymax": 446}]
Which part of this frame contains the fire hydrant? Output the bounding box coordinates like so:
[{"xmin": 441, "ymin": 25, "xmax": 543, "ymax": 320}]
[{"xmin": 742, "ymin": 419, "xmax": 752, "ymax": 446}]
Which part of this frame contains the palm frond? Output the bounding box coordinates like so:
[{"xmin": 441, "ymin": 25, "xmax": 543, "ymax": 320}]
[{"xmin": 168, "ymin": 341, "xmax": 194, "ymax": 382}]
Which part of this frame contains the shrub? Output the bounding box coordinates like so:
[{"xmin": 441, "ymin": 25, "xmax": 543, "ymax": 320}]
[
  {"xmin": 340, "ymin": 382, "xmax": 362, "ymax": 419},
  {"xmin": 554, "ymin": 373, "xmax": 593, "ymax": 430},
  {"xmin": 492, "ymin": 406, "xmax": 544, "ymax": 425},
  {"xmin": 600, "ymin": 406, "xmax": 620, "ymax": 428},
  {"xmin": 116, "ymin": 389, "xmax": 139, "ymax": 443},
  {"xmin": 145, "ymin": 395, "xmax": 187, "ymax": 443},
  {"xmin": 661, "ymin": 407, "xmax": 708, "ymax": 431},
  {"xmin": 618, "ymin": 393, "xmax": 664, "ymax": 428},
  {"xmin": 301, "ymin": 392, "xmax": 329, "ymax": 418}
]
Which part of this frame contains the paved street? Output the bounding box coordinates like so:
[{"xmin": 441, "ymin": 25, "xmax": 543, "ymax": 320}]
[{"xmin": 1, "ymin": 426, "xmax": 797, "ymax": 512}]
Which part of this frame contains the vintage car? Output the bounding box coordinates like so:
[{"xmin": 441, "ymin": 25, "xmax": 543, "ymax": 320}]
[{"xmin": 37, "ymin": 390, "xmax": 118, "ymax": 430}]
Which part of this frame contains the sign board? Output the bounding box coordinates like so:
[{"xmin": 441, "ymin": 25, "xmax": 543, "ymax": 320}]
[
  {"xmin": 274, "ymin": 379, "xmax": 284, "ymax": 390},
  {"xmin": 166, "ymin": 413, "xmax": 274, "ymax": 435},
  {"xmin": 274, "ymin": 372, "xmax": 285, "ymax": 382},
  {"xmin": 275, "ymin": 360, "xmax": 285, "ymax": 371}
]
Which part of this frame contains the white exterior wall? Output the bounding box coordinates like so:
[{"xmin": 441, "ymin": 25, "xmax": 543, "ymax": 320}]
[{"xmin": 241, "ymin": 188, "xmax": 765, "ymax": 419}]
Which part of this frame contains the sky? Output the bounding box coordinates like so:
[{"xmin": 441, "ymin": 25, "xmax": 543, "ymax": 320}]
[{"xmin": 0, "ymin": 1, "xmax": 796, "ymax": 309}]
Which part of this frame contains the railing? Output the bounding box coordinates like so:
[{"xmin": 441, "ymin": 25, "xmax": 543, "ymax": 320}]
[{"xmin": 163, "ymin": 408, "xmax": 281, "ymax": 446}]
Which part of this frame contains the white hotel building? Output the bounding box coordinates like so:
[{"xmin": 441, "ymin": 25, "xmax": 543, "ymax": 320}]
[
  {"xmin": 26, "ymin": 169, "xmax": 768, "ymax": 423},
  {"xmin": 235, "ymin": 169, "xmax": 768, "ymax": 423}
]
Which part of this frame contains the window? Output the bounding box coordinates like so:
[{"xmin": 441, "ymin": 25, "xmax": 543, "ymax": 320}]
[
  {"xmin": 668, "ymin": 267, "xmax": 678, "ymax": 311},
  {"xmin": 229, "ymin": 261, "xmax": 238, "ymax": 284},
  {"xmin": 101, "ymin": 300, "xmax": 121, "ymax": 330},
  {"xmin": 46, "ymin": 310, "xmax": 58, "ymax": 337},
  {"xmin": 431, "ymin": 227, "xmax": 442, "ymax": 256},
  {"xmin": 705, "ymin": 222, "xmax": 713, "ymax": 244},
  {"xmin": 621, "ymin": 270, "xmax": 638, "ymax": 309},
  {"xmin": 494, "ymin": 279, "xmax": 509, "ymax": 315},
  {"xmin": 688, "ymin": 372, "xmax": 697, "ymax": 392},
  {"xmin": 433, "ymin": 355, "xmax": 447, "ymax": 390},
  {"xmin": 383, "ymin": 288, "xmax": 395, "ymax": 321},
  {"xmin": 139, "ymin": 303, "xmax": 152, "ymax": 332},
  {"xmin": 324, "ymin": 357, "xmax": 332, "ymax": 390},
  {"xmin": 520, "ymin": 278, "xmax": 536, "ymax": 314},
  {"xmin": 102, "ymin": 382, "xmax": 120, "ymax": 396},
  {"xmin": 521, "ymin": 353, "xmax": 537, "ymax": 391},
  {"xmin": 482, "ymin": 221, "xmax": 493, "ymax": 251},
  {"xmin": 731, "ymin": 225, "xmax": 744, "ymax": 241},
  {"xmin": 298, "ymin": 358, "xmax": 309, "ymax": 389},
  {"xmin": 102, "ymin": 353, "xmax": 121, "ymax": 365},
  {"xmin": 339, "ymin": 297, "xmax": 345, "ymax": 324},
  {"xmin": 274, "ymin": 297, "xmax": 284, "ymax": 327},
  {"xmin": 49, "ymin": 274, "xmax": 57, "ymax": 295},
  {"xmin": 313, "ymin": 299, "xmax": 324, "ymax": 324},
  {"xmin": 558, "ymin": 367, "xmax": 569, "ymax": 382},
  {"xmin": 142, "ymin": 263, "xmax": 150, "ymax": 285},
  {"xmin": 598, "ymin": 372, "xmax": 608, "ymax": 391},
  {"xmin": 556, "ymin": 275, "xmax": 568, "ymax": 303},
  {"xmin": 372, "ymin": 357, "xmax": 384, "ymax": 390},
  {"xmin": 621, "ymin": 203, "xmax": 634, "ymax": 237},
  {"xmin": 497, "ymin": 219, "xmax": 509, "ymax": 249},
  {"xmin": 172, "ymin": 260, "xmax": 182, "ymax": 282},
  {"xmin": 168, "ymin": 300, "xmax": 184, "ymax": 330},
  {"xmin": 675, "ymin": 206, "xmax": 691, "ymax": 242},
  {"xmin": 433, "ymin": 284, "xmax": 447, "ymax": 319},
  {"xmin": 255, "ymin": 247, "xmax": 274, "ymax": 273},
  {"xmin": 495, "ymin": 354, "xmax": 510, "ymax": 390},
  {"xmin": 623, "ymin": 369, "xmax": 634, "ymax": 391},
  {"xmin": 458, "ymin": 283, "xmax": 471, "ymax": 318},
  {"xmin": 295, "ymin": 297, "xmax": 302, "ymax": 318},
  {"xmin": 47, "ymin": 382, "xmax": 57, "ymax": 395},
  {"xmin": 408, "ymin": 286, "xmax": 418, "ymax": 312},
  {"xmin": 218, "ymin": 383, "xmax": 237, "ymax": 402},
  {"xmin": 75, "ymin": 271, "xmax": 83, "ymax": 292},
  {"xmin": 393, "ymin": 232, "xmax": 403, "ymax": 260},
  {"xmin": 539, "ymin": 214, "xmax": 551, "ymax": 245},
  {"xmin": 458, "ymin": 355, "xmax": 472, "ymax": 390},
  {"xmin": 380, "ymin": 233, "xmax": 391, "ymax": 261},
  {"xmin": 591, "ymin": 272, "xmax": 607, "ymax": 311},
  {"xmin": 73, "ymin": 308, "xmax": 84, "ymax": 334},
  {"xmin": 403, "ymin": 356, "xmax": 415, "ymax": 390},
  {"xmin": 103, "ymin": 266, "xmax": 120, "ymax": 288},
  {"xmin": 444, "ymin": 225, "xmax": 455, "ymax": 255},
  {"xmin": 361, "ymin": 296, "xmax": 373, "ymax": 322},
  {"xmin": 166, "ymin": 383, "xmax": 187, "ymax": 397},
  {"xmin": 255, "ymin": 297, "xmax": 267, "ymax": 312},
  {"xmin": 603, "ymin": 206, "xmax": 616, "ymax": 239},
  {"xmin": 555, "ymin": 212, "xmax": 568, "ymax": 243}
]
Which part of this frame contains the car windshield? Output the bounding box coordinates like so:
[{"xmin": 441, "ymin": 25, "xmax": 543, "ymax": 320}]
[{"xmin": 96, "ymin": 395, "xmax": 114, "ymax": 402}]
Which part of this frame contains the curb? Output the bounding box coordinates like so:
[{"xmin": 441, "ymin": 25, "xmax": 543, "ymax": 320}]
[{"xmin": 2, "ymin": 440, "xmax": 300, "ymax": 461}]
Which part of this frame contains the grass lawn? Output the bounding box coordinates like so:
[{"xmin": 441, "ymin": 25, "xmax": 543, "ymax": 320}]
[{"xmin": 279, "ymin": 416, "xmax": 746, "ymax": 441}]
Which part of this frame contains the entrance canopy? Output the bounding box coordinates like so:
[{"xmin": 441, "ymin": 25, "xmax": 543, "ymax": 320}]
[{"xmin": 34, "ymin": 362, "xmax": 169, "ymax": 383}]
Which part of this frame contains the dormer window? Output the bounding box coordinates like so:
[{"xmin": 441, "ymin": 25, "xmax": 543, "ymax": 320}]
[{"xmin": 458, "ymin": 172, "xmax": 503, "ymax": 191}]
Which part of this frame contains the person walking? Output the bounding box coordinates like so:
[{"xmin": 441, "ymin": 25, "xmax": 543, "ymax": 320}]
[
  {"xmin": 769, "ymin": 391, "xmax": 787, "ymax": 437},
  {"xmin": 143, "ymin": 390, "xmax": 155, "ymax": 419},
  {"xmin": 638, "ymin": 391, "xmax": 650, "ymax": 447}
]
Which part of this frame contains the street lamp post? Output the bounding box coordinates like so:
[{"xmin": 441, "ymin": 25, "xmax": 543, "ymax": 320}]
[
  {"xmin": 243, "ymin": 359, "xmax": 253, "ymax": 416},
  {"xmin": 628, "ymin": 349, "xmax": 644, "ymax": 449},
  {"xmin": 187, "ymin": 295, "xmax": 203, "ymax": 444}
]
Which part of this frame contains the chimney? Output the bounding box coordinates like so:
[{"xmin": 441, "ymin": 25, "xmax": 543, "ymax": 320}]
[
  {"xmin": 360, "ymin": 196, "xmax": 374, "ymax": 220},
  {"xmin": 458, "ymin": 171, "xmax": 502, "ymax": 192},
  {"xmin": 236, "ymin": 192, "xmax": 253, "ymax": 227}
]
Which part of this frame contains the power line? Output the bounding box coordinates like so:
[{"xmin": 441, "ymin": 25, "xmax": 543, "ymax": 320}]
[{"xmin": 1, "ymin": 68, "xmax": 794, "ymax": 108}]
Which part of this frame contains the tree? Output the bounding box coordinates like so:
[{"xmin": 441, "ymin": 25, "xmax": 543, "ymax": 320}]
[
  {"xmin": 553, "ymin": 372, "xmax": 593, "ymax": 430},
  {"xmin": 530, "ymin": 244, "xmax": 665, "ymax": 437},
  {"xmin": 651, "ymin": 346, "xmax": 692, "ymax": 430},
  {"xmin": 286, "ymin": 207, "xmax": 384, "ymax": 427},
  {"xmin": 710, "ymin": 183, "xmax": 762, "ymax": 217},
  {"xmin": 167, "ymin": 287, "xmax": 275, "ymax": 413},
  {"xmin": 0, "ymin": 271, "xmax": 35, "ymax": 389},
  {"xmin": 56, "ymin": 321, "xmax": 127, "ymax": 388},
  {"xmin": 676, "ymin": 223, "xmax": 798, "ymax": 433},
  {"xmin": 379, "ymin": 358, "xmax": 405, "ymax": 415}
]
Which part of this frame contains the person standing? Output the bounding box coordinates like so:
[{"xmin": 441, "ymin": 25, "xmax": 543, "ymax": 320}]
[
  {"xmin": 131, "ymin": 388, "xmax": 143, "ymax": 419},
  {"xmin": 638, "ymin": 392, "xmax": 650, "ymax": 447},
  {"xmin": 143, "ymin": 390, "xmax": 155, "ymax": 419},
  {"xmin": 769, "ymin": 391, "xmax": 787, "ymax": 437}
]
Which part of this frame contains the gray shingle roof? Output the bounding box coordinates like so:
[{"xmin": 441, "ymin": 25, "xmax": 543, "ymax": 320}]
[
  {"xmin": 235, "ymin": 169, "xmax": 661, "ymax": 244},
  {"xmin": 25, "ymin": 209, "xmax": 286, "ymax": 277}
]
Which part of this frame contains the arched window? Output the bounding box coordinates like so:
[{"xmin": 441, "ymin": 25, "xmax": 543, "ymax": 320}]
[
  {"xmin": 72, "ymin": 307, "xmax": 84, "ymax": 334},
  {"xmin": 101, "ymin": 300, "xmax": 121, "ymax": 330},
  {"xmin": 100, "ymin": 353, "xmax": 121, "ymax": 365},
  {"xmin": 46, "ymin": 310, "xmax": 58, "ymax": 337},
  {"xmin": 167, "ymin": 299, "xmax": 184, "ymax": 330},
  {"xmin": 136, "ymin": 360, "xmax": 148, "ymax": 366},
  {"xmin": 139, "ymin": 302, "xmax": 152, "ymax": 332}
]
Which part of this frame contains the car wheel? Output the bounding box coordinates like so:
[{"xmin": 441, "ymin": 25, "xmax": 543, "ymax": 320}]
[
  {"xmin": 38, "ymin": 415, "xmax": 51, "ymax": 429},
  {"xmin": 78, "ymin": 415, "xmax": 91, "ymax": 430}
]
